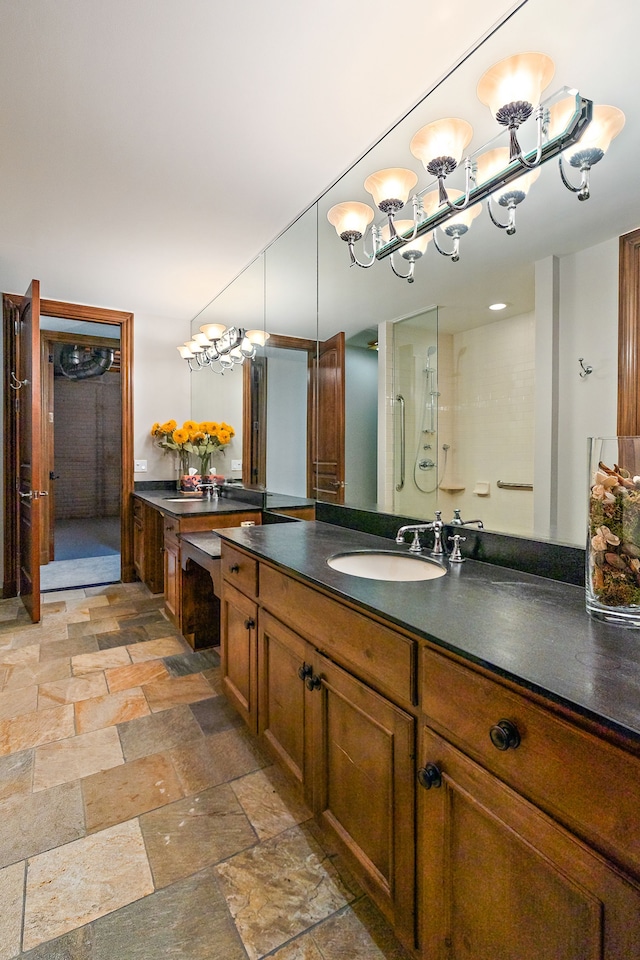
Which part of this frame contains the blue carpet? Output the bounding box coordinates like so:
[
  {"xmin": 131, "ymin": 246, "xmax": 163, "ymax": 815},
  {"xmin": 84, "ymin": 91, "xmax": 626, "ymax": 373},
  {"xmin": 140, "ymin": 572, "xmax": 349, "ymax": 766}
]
[{"xmin": 54, "ymin": 517, "xmax": 120, "ymax": 561}]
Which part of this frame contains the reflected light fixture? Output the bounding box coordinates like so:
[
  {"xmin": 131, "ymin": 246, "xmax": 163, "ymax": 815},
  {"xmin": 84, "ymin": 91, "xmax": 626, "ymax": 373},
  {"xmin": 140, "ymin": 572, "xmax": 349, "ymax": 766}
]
[
  {"xmin": 177, "ymin": 325, "xmax": 270, "ymax": 374},
  {"xmin": 327, "ymin": 50, "xmax": 625, "ymax": 283}
]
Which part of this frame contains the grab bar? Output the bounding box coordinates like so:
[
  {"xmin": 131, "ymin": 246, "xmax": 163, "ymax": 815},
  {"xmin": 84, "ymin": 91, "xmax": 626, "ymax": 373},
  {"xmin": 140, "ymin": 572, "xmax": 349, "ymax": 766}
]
[
  {"xmin": 497, "ymin": 481, "xmax": 533, "ymax": 491},
  {"xmin": 396, "ymin": 394, "xmax": 405, "ymax": 491}
]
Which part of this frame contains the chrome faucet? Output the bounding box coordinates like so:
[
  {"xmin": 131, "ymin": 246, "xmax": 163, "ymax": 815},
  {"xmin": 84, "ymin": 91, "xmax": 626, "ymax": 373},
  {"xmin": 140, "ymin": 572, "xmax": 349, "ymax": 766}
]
[
  {"xmin": 396, "ymin": 512, "xmax": 445, "ymax": 555},
  {"xmin": 450, "ymin": 508, "xmax": 483, "ymax": 529},
  {"xmin": 196, "ymin": 481, "xmax": 219, "ymax": 501}
]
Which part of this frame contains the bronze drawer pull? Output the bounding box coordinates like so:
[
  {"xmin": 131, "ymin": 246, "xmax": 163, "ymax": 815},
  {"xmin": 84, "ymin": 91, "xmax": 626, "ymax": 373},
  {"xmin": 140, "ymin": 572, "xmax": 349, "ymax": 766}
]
[
  {"xmin": 244, "ymin": 618, "xmax": 255, "ymax": 630},
  {"xmin": 417, "ymin": 763, "xmax": 442, "ymax": 790},
  {"xmin": 297, "ymin": 662, "xmax": 313, "ymax": 681},
  {"xmin": 305, "ymin": 674, "xmax": 321, "ymax": 691},
  {"xmin": 229, "ymin": 564, "xmax": 240, "ymax": 573},
  {"xmin": 489, "ymin": 719, "xmax": 521, "ymax": 751}
]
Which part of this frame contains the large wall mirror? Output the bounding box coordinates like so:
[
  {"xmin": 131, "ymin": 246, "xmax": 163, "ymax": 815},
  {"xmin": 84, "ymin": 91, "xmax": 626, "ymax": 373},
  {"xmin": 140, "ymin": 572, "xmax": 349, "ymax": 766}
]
[{"xmin": 191, "ymin": 0, "xmax": 640, "ymax": 549}]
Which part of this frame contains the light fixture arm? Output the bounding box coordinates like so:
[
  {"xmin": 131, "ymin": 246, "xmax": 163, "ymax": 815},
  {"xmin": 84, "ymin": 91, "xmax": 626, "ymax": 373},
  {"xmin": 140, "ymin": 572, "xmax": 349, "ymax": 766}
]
[
  {"xmin": 486, "ymin": 191, "xmax": 525, "ymax": 235},
  {"xmin": 432, "ymin": 229, "xmax": 462, "ymax": 263},
  {"xmin": 512, "ymin": 105, "xmax": 546, "ymax": 169},
  {"xmin": 558, "ymin": 151, "xmax": 601, "ymax": 201},
  {"xmin": 388, "ymin": 252, "xmax": 417, "ymax": 283},
  {"xmin": 346, "ymin": 225, "xmax": 381, "ymax": 269},
  {"xmin": 441, "ymin": 158, "xmax": 475, "ymax": 212}
]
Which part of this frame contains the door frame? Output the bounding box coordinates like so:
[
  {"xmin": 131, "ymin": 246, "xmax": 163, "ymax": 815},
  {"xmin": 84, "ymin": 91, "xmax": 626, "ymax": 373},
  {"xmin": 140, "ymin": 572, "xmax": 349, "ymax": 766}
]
[{"xmin": 3, "ymin": 295, "xmax": 135, "ymax": 593}]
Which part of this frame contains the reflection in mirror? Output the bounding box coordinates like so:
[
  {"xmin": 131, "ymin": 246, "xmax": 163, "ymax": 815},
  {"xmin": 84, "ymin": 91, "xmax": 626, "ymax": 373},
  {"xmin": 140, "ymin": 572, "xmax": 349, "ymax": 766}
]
[
  {"xmin": 190, "ymin": 0, "xmax": 640, "ymax": 548},
  {"xmin": 316, "ymin": 0, "xmax": 637, "ymax": 547},
  {"xmin": 190, "ymin": 255, "xmax": 265, "ymax": 481}
]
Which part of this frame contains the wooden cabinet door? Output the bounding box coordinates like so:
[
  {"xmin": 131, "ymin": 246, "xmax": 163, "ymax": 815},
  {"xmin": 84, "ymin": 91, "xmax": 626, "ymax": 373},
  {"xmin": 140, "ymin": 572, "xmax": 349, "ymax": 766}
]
[
  {"xmin": 418, "ymin": 725, "xmax": 640, "ymax": 960},
  {"xmin": 258, "ymin": 611, "xmax": 313, "ymax": 800},
  {"xmin": 310, "ymin": 652, "xmax": 416, "ymax": 948},
  {"xmin": 133, "ymin": 511, "xmax": 144, "ymax": 580},
  {"xmin": 163, "ymin": 534, "xmax": 180, "ymax": 626},
  {"xmin": 221, "ymin": 581, "xmax": 258, "ymax": 734}
]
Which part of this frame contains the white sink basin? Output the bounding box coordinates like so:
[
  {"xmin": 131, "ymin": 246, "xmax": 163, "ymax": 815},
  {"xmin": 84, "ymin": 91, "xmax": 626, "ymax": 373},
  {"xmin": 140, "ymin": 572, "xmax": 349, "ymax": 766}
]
[
  {"xmin": 163, "ymin": 497, "xmax": 207, "ymax": 502},
  {"xmin": 327, "ymin": 550, "xmax": 446, "ymax": 582}
]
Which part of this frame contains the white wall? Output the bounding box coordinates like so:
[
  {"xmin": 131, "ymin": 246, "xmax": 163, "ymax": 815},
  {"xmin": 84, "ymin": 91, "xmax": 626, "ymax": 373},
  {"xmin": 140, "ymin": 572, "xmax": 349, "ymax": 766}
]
[
  {"xmin": 555, "ymin": 239, "xmax": 618, "ymax": 545},
  {"xmin": 134, "ymin": 313, "xmax": 192, "ymax": 481},
  {"xmin": 189, "ymin": 358, "xmax": 244, "ymax": 479}
]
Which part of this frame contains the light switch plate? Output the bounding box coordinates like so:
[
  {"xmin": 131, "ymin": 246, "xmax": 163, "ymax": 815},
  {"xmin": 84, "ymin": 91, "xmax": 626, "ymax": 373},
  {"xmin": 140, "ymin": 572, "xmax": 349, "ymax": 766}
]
[
  {"xmin": 134, "ymin": 459, "xmax": 147, "ymax": 472},
  {"xmin": 231, "ymin": 459, "xmax": 242, "ymax": 471}
]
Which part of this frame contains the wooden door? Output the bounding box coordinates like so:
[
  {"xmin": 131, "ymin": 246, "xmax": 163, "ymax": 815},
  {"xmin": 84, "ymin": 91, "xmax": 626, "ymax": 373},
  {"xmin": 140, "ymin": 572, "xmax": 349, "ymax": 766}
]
[
  {"xmin": 309, "ymin": 331, "xmax": 345, "ymax": 503},
  {"xmin": 310, "ymin": 652, "xmax": 416, "ymax": 947},
  {"xmin": 418, "ymin": 725, "xmax": 640, "ymax": 960},
  {"xmin": 17, "ymin": 280, "xmax": 42, "ymax": 622},
  {"xmin": 258, "ymin": 611, "xmax": 313, "ymax": 799},
  {"xmin": 220, "ymin": 581, "xmax": 258, "ymax": 734}
]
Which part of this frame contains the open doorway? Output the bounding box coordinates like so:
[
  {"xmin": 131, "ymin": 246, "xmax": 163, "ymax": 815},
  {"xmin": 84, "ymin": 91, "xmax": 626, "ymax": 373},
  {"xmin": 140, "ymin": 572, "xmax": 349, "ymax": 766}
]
[{"xmin": 40, "ymin": 323, "xmax": 122, "ymax": 590}]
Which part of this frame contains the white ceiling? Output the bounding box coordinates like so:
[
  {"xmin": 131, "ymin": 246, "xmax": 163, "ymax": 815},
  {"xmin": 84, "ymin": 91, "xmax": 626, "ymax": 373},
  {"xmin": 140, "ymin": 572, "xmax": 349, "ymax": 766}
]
[{"xmin": 0, "ymin": 0, "xmax": 524, "ymax": 321}]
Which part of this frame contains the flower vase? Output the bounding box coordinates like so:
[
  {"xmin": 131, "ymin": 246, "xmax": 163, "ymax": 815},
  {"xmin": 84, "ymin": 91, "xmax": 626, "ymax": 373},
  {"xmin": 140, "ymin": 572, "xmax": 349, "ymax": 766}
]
[{"xmin": 586, "ymin": 436, "xmax": 640, "ymax": 626}]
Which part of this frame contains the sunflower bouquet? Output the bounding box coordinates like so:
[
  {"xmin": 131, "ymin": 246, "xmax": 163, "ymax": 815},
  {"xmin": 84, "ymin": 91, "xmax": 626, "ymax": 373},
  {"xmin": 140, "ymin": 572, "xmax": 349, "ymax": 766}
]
[{"xmin": 150, "ymin": 419, "xmax": 235, "ymax": 479}]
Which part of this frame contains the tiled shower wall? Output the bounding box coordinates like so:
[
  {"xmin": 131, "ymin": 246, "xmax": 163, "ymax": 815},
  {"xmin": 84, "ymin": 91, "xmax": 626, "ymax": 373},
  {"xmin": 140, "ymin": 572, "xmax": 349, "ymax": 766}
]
[
  {"xmin": 438, "ymin": 311, "xmax": 535, "ymax": 535},
  {"xmin": 54, "ymin": 374, "xmax": 121, "ymax": 520}
]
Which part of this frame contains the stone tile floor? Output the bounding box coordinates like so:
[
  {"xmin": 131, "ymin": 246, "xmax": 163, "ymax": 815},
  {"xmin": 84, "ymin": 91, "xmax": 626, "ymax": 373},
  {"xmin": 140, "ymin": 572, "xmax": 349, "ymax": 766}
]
[{"xmin": 0, "ymin": 582, "xmax": 412, "ymax": 960}]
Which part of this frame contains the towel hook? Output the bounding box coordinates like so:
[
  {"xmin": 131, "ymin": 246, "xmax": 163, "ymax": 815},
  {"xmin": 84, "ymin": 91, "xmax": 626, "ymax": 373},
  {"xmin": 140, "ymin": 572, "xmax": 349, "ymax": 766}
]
[{"xmin": 578, "ymin": 358, "xmax": 593, "ymax": 378}]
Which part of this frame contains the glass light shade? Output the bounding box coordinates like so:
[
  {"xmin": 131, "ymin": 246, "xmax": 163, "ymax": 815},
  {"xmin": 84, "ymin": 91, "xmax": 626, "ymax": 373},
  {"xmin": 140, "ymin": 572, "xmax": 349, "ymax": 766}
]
[
  {"xmin": 184, "ymin": 340, "xmax": 203, "ymax": 353},
  {"xmin": 381, "ymin": 220, "xmax": 432, "ymax": 255},
  {"xmin": 327, "ymin": 201, "xmax": 374, "ymax": 238},
  {"xmin": 192, "ymin": 332, "xmax": 211, "ymax": 346},
  {"xmin": 246, "ymin": 329, "xmax": 270, "ymax": 346},
  {"xmin": 475, "ymin": 147, "xmax": 541, "ymax": 199},
  {"xmin": 363, "ymin": 168, "xmax": 418, "ymax": 208},
  {"xmin": 410, "ymin": 118, "xmax": 473, "ymax": 167},
  {"xmin": 547, "ymin": 95, "xmax": 578, "ymax": 140},
  {"xmin": 477, "ymin": 52, "xmax": 555, "ymax": 116},
  {"xmin": 177, "ymin": 345, "xmax": 194, "ymax": 358},
  {"xmin": 422, "ymin": 189, "xmax": 482, "ymax": 229},
  {"xmin": 575, "ymin": 104, "xmax": 625, "ymax": 154},
  {"xmin": 199, "ymin": 322, "xmax": 227, "ymax": 340}
]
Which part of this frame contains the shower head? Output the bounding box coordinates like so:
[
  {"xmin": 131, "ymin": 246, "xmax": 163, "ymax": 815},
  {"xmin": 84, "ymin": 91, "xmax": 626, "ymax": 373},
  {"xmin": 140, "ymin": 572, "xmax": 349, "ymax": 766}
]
[{"xmin": 427, "ymin": 345, "xmax": 436, "ymax": 357}]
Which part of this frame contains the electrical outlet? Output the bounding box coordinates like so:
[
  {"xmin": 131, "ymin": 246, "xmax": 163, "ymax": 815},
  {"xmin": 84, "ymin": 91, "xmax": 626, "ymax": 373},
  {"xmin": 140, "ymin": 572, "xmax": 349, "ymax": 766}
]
[
  {"xmin": 134, "ymin": 459, "xmax": 147, "ymax": 472},
  {"xmin": 231, "ymin": 459, "xmax": 242, "ymax": 471}
]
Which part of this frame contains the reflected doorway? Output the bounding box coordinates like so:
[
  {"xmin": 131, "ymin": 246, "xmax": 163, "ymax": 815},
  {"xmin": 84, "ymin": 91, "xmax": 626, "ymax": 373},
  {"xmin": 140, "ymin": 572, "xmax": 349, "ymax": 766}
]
[{"xmin": 40, "ymin": 324, "xmax": 122, "ymax": 590}]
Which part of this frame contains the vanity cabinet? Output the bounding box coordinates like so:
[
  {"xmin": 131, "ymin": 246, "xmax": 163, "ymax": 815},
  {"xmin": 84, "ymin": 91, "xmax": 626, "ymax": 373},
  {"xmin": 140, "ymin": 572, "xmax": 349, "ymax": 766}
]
[
  {"xmin": 221, "ymin": 544, "xmax": 417, "ymax": 947},
  {"xmin": 418, "ymin": 724, "xmax": 640, "ymax": 960},
  {"xmin": 163, "ymin": 511, "xmax": 260, "ymax": 632},
  {"xmin": 219, "ymin": 538, "xmax": 640, "ymax": 959},
  {"xmin": 132, "ymin": 496, "xmax": 163, "ymax": 593},
  {"xmin": 418, "ymin": 646, "xmax": 640, "ymax": 960}
]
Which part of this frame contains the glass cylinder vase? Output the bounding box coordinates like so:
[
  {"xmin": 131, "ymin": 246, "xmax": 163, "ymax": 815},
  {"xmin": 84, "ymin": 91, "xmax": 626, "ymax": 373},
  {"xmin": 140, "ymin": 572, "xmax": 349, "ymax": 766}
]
[{"xmin": 586, "ymin": 437, "xmax": 640, "ymax": 626}]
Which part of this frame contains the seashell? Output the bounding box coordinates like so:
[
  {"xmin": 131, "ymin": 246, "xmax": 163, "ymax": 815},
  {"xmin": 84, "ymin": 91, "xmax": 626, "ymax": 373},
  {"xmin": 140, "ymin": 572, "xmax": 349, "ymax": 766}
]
[
  {"xmin": 629, "ymin": 558, "xmax": 640, "ymax": 574},
  {"xmin": 592, "ymin": 566, "xmax": 604, "ymax": 589},
  {"xmin": 594, "ymin": 550, "xmax": 606, "ymax": 566},
  {"xmin": 601, "ymin": 527, "xmax": 621, "ymax": 546},
  {"xmin": 591, "ymin": 535, "xmax": 606, "ymax": 551},
  {"xmin": 594, "ymin": 471, "xmax": 609, "ymax": 485},
  {"xmin": 602, "ymin": 475, "xmax": 619, "ymax": 490},
  {"xmin": 591, "ymin": 484, "xmax": 606, "ymax": 499}
]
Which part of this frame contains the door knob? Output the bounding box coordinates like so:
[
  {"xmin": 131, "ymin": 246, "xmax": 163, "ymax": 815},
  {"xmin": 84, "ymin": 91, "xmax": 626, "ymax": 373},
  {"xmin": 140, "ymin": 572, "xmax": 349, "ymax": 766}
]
[
  {"xmin": 417, "ymin": 763, "xmax": 442, "ymax": 790},
  {"xmin": 489, "ymin": 719, "xmax": 521, "ymax": 751},
  {"xmin": 297, "ymin": 662, "xmax": 313, "ymax": 681},
  {"xmin": 243, "ymin": 618, "xmax": 256, "ymax": 630}
]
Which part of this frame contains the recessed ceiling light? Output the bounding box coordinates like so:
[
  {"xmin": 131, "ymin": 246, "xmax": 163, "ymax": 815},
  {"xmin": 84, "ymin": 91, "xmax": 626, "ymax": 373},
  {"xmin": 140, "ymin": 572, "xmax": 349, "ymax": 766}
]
[{"xmin": 489, "ymin": 302, "xmax": 508, "ymax": 311}]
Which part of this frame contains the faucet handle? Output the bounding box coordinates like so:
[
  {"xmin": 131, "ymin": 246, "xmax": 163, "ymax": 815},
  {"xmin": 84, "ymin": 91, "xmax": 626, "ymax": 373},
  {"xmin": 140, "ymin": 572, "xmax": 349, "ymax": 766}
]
[{"xmin": 448, "ymin": 534, "xmax": 466, "ymax": 562}]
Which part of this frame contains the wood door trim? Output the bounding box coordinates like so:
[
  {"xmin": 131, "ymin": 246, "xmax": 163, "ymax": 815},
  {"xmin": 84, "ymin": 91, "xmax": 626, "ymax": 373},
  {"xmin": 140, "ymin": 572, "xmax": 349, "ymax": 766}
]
[
  {"xmin": 618, "ymin": 227, "xmax": 640, "ymax": 435},
  {"xmin": 3, "ymin": 294, "xmax": 135, "ymax": 587},
  {"xmin": 2, "ymin": 295, "xmax": 19, "ymax": 595}
]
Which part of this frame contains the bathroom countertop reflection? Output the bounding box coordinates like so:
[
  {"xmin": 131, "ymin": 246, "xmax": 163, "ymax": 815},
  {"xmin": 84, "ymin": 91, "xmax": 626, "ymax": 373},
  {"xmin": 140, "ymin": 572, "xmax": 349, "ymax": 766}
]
[{"xmin": 216, "ymin": 520, "xmax": 640, "ymax": 743}]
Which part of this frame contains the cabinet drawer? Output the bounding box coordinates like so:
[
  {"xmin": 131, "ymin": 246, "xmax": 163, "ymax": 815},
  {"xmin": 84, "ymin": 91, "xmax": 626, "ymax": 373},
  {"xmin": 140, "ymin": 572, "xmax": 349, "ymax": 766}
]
[
  {"xmin": 421, "ymin": 645, "xmax": 640, "ymax": 879},
  {"xmin": 163, "ymin": 516, "xmax": 179, "ymax": 541},
  {"xmin": 261, "ymin": 565, "xmax": 416, "ymax": 707},
  {"xmin": 221, "ymin": 544, "xmax": 258, "ymax": 599}
]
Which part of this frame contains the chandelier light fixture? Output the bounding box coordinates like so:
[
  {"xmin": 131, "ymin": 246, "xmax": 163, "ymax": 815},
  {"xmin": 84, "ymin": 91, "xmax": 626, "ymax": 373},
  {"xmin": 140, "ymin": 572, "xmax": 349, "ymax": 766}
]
[
  {"xmin": 177, "ymin": 324, "xmax": 270, "ymax": 373},
  {"xmin": 327, "ymin": 51, "xmax": 625, "ymax": 283}
]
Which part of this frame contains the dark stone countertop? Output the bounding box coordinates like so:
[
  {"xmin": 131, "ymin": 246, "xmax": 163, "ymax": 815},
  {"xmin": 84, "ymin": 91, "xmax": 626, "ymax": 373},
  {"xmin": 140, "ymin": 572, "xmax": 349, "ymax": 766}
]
[
  {"xmin": 215, "ymin": 520, "xmax": 640, "ymax": 743},
  {"xmin": 133, "ymin": 489, "xmax": 262, "ymax": 520},
  {"xmin": 180, "ymin": 531, "xmax": 222, "ymax": 558}
]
